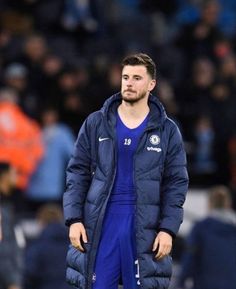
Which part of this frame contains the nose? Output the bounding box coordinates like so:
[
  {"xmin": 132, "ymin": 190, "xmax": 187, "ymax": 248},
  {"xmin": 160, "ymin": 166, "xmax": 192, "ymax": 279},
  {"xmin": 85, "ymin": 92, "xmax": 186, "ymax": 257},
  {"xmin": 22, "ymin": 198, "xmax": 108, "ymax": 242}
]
[{"xmin": 126, "ymin": 79, "xmax": 133, "ymax": 87}]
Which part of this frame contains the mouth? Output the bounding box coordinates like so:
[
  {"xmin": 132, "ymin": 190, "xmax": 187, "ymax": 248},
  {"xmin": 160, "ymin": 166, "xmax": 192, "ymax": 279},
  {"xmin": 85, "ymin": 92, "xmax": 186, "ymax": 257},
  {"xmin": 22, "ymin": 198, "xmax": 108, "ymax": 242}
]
[{"xmin": 125, "ymin": 90, "xmax": 135, "ymax": 93}]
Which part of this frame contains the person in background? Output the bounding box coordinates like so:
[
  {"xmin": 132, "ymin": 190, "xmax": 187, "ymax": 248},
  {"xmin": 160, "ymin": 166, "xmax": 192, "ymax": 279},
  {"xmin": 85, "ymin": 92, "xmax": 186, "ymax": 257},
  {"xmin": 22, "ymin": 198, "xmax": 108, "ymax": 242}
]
[
  {"xmin": 0, "ymin": 162, "xmax": 23, "ymax": 289},
  {"xmin": 40, "ymin": 54, "xmax": 64, "ymax": 111},
  {"xmin": 3, "ymin": 62, "xmax": 39, "ymax": 118},
  {"xmin": 192, "ymin": 116, "xmax": 216, "ymax": 185},
  {"xmin": 0, "ymin": 87, "xmax": 44, "ymax": 190},
  {"xmin": 175, "ymin": 0, "xmax": 222, "ymax": 68},
  {"xmin": 176, "ymin": 185, "xmax": 236, "ymax": 289},
  {"xmin": 8, "ymin": 34, "xmax": 49, "ymax": 108},
  {"xmin": 62, "ymin": 0, "xmax": 98, "ymax": 34},
  {"xmin": 175, "ymin": 57, "xmax": 216, "ymax": 147},
  {"xmin": 24, "ymin": 204, "xmax": 70, "ymax": 289},
  {"xmin": 26, "ymin": 107, "xmax": 74, "ymax": 212}
]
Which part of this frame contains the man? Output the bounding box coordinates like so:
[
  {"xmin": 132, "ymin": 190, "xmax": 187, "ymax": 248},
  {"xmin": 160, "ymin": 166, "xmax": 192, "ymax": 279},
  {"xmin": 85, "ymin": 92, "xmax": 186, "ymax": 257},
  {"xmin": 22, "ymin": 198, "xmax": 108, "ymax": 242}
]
[
  {"xmin": 26, "ymin": 107, "xmax": 74, "ymax": 210},
  {"xmin": 24, "ymin": 204, "xmax": 71, "ymax": 289},
  {"xmin": 63, "ymin": 53, "xmax": 188, "ymax": 289},
  {"xmin": 0, "ymin": 88, "xmax": 44, "ymax": 190},
  {"xmin": 0, "ymin": 162, "xmax": 22, "ymax": 289},
  {"xmin": 176, "ymin": 185, "xmax": 236, "ymax": 289}
]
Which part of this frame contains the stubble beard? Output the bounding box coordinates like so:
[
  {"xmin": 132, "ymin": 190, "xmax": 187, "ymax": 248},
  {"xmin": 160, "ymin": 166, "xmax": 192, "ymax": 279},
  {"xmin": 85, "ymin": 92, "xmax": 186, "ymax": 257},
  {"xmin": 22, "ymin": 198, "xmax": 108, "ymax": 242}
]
[{"xmin": 121, "ymin": 90, "xmax": 147, "ymax": 104}]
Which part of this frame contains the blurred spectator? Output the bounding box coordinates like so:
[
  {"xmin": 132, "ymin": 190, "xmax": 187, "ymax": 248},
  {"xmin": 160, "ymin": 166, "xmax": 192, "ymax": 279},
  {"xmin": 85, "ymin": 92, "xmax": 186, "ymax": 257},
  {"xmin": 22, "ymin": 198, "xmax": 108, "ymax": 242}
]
[
  {"xmin": 153, "ymin": 46, "xmax": 186, "ymax": 88},
  {"xmin": 218, "ymin": 52, "xmax": 236, "ymax": 90},
  {"xmin": 22, "ymin": 34, "xmax": 48, "ymax": 66},
  {"xmin": 4, "ymin": 63, "xmax": 28, "ymax": 90},
  {"xmin": 106, "ymin": 0, "xmax": 152, "ymax": 52},
  {"xmin": 175, "ymin": 0, "xmax": 222, "ymax": 70},
  {"xmin": 0, "ymin": 162, "xmax": 23, "ymax": 289},
  {"xmin": 56, "ymin": 66, "xmax": 88, "ymax": 132},
  {"xmin": 42, "ymin": 54, "xmax": 63, "ymax": 78},
  {"xmin": 176, "ymin": 57, "xmax": 216, "ymax": 142},
  {"xmin": 40, "ymin": 54, "xmax": 64, "ymax": 111},
  {"xmin": 26, "ymin": 108, "xmax": 74, "ymax": 210},
  {"xmin": 174, "ymin": 0, "xmax": 236, "ymax": 37},
  {"xmin": 0, "ymin": 29, "xmax": 20, "ymax": 64},
  {"xmin": 57, "ymin": 67, "xmax": 79, "ymax": 97},
  {"xmin": 62, "ymin": 0, "xmax": 98, "ymax": 33},
  {"xmin": 105, "ymin": 62, "xmax": 121, "ymax": 95},
  {"xmin": 17, "ymin": 34, "xmax": 48, "ymax": 102},
  {"xmin": 24, "ymin": 204, "xmax": 70, "ymax": 289},
  {"xmin": 60, "ymin": 92, "xmax": 87, "ymax": 135},
  {"xmin": 176, "ymin": 185, "xmax": 236, "ymax": 289},
  {"xmin": 0, "ymin": 88, "xmax": 43, "ymax": 190},
  {"xmin": 213, "ymin": 36, "xmax": 233, "ymax": 62},
  {"xmin": 3, "ymin": 62, "xmax": 38, "ymax": 118},
  {"xmin": 88, "ymin": 61, "xmax": 122, "ymax": 109},
  {"xmin": 0, "ymin": 9, "xmax": 33, "ymax": 36},
  {"xmin": 24, "ymin": 0, "xmax": 65, "ymax": 34},
  {"xmin": 193, "ymin": 116, "xmax": 215, "ymax": 172},
  {"xmin": 158, "ymin": 79, "xmax": 179, "ymax": 120},
  {"xmin": 192, "ymin": 116, "xmax": 216, "ymax": 186},
  {"xmin": 207, "ymin": 80, "xmax": 235, "ymax": 183}
]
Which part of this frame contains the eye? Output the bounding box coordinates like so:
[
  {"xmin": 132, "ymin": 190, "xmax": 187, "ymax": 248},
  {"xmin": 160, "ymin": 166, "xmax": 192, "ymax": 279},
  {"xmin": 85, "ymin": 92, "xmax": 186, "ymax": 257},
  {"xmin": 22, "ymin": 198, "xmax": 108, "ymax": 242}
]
[
  {"xmin": 134, "ymin": 76, "xmax": 141, "ymax": 80},
  {"xmin": 122, "ymin": 75, "xmax": 128, "ymax": 80}
]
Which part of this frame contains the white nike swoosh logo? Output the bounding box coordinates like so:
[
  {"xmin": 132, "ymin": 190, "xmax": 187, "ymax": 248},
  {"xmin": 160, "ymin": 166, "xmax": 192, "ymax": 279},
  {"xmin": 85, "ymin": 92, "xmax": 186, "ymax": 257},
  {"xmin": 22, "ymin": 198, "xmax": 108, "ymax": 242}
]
[{"xmin": 99, "ymin": 137, "xmax": 109, "ymax": 142}]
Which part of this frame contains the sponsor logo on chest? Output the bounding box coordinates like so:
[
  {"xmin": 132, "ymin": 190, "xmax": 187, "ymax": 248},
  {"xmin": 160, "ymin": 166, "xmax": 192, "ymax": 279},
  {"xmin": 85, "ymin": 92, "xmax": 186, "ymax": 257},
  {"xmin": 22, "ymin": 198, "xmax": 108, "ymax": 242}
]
[{"xmin": 147, "ymin": 134, "xmax": 162, "ymax": 152}]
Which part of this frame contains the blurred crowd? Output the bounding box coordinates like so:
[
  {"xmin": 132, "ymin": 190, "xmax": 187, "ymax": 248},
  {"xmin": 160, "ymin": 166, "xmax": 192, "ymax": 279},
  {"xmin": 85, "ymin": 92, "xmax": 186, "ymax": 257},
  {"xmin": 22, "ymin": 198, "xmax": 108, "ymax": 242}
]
[{"xmin": 0, "ymin": 0, "xmax": 236, "ymax": 289}]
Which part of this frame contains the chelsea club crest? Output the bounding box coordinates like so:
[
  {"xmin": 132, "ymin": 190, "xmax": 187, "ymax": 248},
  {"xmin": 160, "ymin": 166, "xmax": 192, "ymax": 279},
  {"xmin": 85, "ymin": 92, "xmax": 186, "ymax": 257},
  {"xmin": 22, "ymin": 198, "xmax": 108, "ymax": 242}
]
[{"xmin": 149, "ymin": 135, "xmax": 160, "ymax": 145}]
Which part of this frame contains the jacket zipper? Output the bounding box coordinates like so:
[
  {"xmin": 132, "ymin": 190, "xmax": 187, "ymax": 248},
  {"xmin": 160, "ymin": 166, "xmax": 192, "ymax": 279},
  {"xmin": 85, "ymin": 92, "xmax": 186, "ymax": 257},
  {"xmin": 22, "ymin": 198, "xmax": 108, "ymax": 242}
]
[
  {"xmin": 87, "ymin": 119, "xmax": 161, "ymax": 288},
  {"xmin": 87, "ymin": 139, "xmax": 117, "ymax": 289}
]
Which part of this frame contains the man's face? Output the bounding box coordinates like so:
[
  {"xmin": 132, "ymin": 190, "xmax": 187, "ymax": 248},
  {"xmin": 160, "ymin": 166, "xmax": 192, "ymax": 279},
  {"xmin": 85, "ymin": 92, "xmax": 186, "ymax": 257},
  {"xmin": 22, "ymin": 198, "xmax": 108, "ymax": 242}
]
[{"xmin": 121, "ymin": 65, "xmax": 156, "ymax": 104}]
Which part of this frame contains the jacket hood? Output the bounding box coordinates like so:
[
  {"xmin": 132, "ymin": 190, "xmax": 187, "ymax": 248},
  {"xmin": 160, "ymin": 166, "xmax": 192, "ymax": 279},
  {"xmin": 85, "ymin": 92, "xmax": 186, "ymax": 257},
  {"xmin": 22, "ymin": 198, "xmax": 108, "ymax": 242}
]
[{"xmin": 100, "ymin": 92, "xmax": 167, "ymax": 131}]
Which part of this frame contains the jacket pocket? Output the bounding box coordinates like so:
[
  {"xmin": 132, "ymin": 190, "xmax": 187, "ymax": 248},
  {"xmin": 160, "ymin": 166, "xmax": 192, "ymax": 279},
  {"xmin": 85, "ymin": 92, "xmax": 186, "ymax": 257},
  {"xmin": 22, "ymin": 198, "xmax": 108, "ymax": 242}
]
[
  {"xmin": 152, "ymin": 254, "xmax": 172, "ymax": 277},
  {"xmin": 66, "ymin": 242, "xmax": 92, "ymax": 276}
]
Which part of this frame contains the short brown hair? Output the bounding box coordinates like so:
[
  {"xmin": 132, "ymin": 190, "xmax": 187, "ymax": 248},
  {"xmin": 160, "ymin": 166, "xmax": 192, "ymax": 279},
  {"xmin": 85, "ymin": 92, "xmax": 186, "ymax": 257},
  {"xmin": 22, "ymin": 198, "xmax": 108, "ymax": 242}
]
[
  {"xmin": 37, "ymin": 204, "xmax": 63, "ymax": 225},
  {"xmin": 208, "ymin": 185, "xmax": 232, "ymax": 209},
  {"xmin": 122, "ymin": 53, "xmax": 156, "ymax": 79}
]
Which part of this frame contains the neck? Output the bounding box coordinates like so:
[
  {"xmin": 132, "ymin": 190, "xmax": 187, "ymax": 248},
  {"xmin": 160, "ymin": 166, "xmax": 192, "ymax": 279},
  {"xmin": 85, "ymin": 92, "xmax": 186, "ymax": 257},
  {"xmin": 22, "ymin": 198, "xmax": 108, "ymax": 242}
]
[
  {"xmin": 119, "ymin": 96, "xmax": 149, "ymax": 120},
  {"xmin": 118, "ymin": 96, "xmax": 150, "ymax": 129}
]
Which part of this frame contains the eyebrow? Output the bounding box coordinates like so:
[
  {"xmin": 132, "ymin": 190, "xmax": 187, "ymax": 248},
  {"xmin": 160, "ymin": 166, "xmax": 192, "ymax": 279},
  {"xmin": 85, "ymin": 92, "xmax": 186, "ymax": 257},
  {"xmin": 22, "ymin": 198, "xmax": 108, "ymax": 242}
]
[{"xmin": 122, "ymin": 74, "xmax": 143, "ymax": 78}]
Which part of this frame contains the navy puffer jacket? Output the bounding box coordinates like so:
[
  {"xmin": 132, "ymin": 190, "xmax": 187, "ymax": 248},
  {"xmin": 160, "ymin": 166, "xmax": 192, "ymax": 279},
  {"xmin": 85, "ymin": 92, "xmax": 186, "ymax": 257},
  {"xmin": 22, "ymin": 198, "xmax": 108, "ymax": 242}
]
[{"xmin": 63, "ymin": 93, "xmax": 188, "ymax": 289}]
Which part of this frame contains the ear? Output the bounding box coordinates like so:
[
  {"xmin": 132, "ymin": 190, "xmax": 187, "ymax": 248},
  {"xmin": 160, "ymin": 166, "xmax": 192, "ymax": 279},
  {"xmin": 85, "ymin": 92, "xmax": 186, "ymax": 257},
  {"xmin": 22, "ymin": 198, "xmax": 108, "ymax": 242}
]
[{"xmin": 148, "ymin": 79, "xmax": 156, "ymax": 92}]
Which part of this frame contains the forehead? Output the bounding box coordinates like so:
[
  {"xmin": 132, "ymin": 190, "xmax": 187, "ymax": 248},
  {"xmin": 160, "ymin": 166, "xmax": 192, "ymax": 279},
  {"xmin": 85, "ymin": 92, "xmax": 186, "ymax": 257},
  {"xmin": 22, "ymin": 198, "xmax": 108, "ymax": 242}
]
[{"xmin": 122, "ymin": 65, "xmax": 148, "ymax": 76}]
